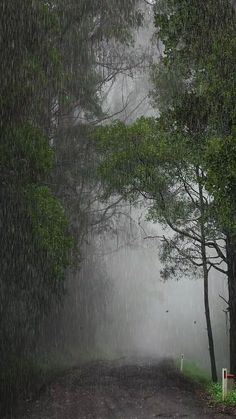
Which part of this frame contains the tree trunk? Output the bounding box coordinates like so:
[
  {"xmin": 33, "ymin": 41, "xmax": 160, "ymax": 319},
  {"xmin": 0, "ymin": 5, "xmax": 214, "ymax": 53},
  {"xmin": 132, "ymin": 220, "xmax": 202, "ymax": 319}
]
[
  {"xmin": 202, "ymin": 252, "xmax": 218, "ymax": 382},
  {"xmin": 198, "ymin": 169, "xmax": 218, "ymax": 382},
  {"xmin": 226, "ymin": 236, "xmax": 236, "ymax": 374}
]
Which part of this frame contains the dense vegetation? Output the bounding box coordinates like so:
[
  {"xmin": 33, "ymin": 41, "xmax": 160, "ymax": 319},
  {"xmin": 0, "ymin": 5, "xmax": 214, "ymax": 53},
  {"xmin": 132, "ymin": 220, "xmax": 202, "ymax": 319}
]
[
  {"xmin": 0, "ymin": 0, "xmax": 144, "ymax": 414},
  {"xmin": 3, "ymin": 0, "xmax": 236, "ymax": 413}
]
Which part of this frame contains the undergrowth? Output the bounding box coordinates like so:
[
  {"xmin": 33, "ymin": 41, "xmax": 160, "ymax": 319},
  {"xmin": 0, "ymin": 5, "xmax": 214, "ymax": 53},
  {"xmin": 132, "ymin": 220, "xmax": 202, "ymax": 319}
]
[
  {"xmin": 207, "ymin": 382, "xmax": 236, "ymax": 406},
  {"xmin": 178, "ymin": 359, "xmax": 236, "ymax": 407}
]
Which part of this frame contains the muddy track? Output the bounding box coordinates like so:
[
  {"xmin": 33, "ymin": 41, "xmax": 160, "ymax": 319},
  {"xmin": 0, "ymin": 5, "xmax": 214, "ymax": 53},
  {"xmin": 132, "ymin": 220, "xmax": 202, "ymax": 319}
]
[{"xmin": 14, "ymin": 360, "xmax": 236, "ymax": 418}]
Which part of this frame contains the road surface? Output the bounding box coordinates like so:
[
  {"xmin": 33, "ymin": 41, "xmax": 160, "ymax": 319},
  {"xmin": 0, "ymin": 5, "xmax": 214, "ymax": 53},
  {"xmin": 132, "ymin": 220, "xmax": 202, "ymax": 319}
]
[{"xmin": 15, "ymin": 360, "xmax": 235, "ymax": 418}]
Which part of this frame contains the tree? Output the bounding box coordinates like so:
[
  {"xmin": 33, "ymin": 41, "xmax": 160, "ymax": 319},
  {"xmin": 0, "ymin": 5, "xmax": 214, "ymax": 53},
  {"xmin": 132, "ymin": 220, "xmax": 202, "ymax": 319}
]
[
  {"xmin": 151, "ymin": 0, "xmax": 236, "ymax": 373},
  {"xmin": 0, "ymin": 0, "xmax": 150, "ymax": 413},
  {"xmin": 94, "ymin": 112, "xmax": 231, "ymax": 380},
  {"xmin": 48, "ymin": 1, "xmax": 152, "ymax": 358},
  {"xmin": 0, "ymin": 123, "xmax": 72, "ymax": 412}
]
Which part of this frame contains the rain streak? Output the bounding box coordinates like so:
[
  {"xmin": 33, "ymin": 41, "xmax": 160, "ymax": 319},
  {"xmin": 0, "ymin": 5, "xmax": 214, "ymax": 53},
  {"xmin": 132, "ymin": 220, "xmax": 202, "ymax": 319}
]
[{"xmin": 1, "ymin": 1, "xmax": 236, "ymax": 418}]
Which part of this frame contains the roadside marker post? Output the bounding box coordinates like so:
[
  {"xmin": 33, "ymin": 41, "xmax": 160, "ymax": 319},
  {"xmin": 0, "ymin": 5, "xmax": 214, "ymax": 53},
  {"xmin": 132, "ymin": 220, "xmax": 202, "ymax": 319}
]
[
  {"xmin": 180, "ymin": 354, "xmax": 184, "ymax": 372},
  {"xmin": 222, "ymin": 368, "xmax": 227, "ymax": 401},
  {"xmin": 222, "ymin": 368, "xmax": 234, "ymax": 401}
]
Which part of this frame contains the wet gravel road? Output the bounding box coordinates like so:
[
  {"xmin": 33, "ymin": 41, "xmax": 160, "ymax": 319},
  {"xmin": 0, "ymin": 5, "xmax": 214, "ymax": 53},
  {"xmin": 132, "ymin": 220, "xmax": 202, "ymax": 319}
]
[{"xmin": 16, "ymin": 360, "xmax": 235, "ymax": 419}]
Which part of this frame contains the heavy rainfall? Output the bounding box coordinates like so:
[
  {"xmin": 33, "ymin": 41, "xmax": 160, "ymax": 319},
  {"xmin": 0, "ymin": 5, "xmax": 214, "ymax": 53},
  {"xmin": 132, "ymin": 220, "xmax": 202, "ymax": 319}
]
[{"xmin": 1, "ymin": 1, "xmax": 236, "ymax": 418}]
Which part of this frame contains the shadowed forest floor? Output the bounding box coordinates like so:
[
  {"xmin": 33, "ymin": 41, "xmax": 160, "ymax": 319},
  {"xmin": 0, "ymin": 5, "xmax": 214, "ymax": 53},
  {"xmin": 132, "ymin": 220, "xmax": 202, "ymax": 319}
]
[{"xmin": 9, "ymin": 360, "xmax": 236, "ymax": 418}]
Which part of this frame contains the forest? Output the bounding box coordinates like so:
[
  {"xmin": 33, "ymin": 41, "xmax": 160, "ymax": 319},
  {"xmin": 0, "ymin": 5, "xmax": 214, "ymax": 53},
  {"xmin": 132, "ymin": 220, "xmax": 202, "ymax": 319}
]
[{"xmin": 1, "ymin": 0, "xmax": 236, "ymax": 416}]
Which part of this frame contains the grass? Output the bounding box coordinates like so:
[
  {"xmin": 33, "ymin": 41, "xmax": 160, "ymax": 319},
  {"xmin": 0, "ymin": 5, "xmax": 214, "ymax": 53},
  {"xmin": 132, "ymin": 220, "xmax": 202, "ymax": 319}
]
[
  {"xmin": 207, "ymin": 382, "xmax": 236, "ymax": 406},
  {"xmin": 178, "ymin": 360, "xmax": 211, "ymax": 385},
  {"xmin": 177, "ymin": 359, "xmax": 236, "ymax": 408}
]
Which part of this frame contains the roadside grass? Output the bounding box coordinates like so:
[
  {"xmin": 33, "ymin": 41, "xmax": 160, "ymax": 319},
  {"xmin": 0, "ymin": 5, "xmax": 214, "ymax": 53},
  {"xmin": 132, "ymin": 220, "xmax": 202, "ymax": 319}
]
[
  {"xmin": 177, "ymin": 359, "xmax": 236, "ymax": 407},
  {"xmin": 177, "ymin": 359, "xmax": 211, "ymax": 386},
  {"xmin": 207, "ymin": 382, "xmax": 236, "ymax": 406}
]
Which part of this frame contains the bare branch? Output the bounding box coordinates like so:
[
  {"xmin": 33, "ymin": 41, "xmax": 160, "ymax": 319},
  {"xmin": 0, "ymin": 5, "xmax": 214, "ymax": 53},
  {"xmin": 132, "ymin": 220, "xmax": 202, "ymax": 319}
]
[
  {"xmin": 219, "ymin": 294, "xmax": 229, "ymax": 306},
  {"xmin": 207, "ymin": 262, "xmax": 228, "ymax": 275}
]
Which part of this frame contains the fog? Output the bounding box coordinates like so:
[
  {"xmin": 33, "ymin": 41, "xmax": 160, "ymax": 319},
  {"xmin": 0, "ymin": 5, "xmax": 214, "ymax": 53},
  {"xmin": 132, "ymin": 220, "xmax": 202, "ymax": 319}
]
[
  {"xmin": 94, "ymin": 223, "xmax": 229, "ymax": 377},
  {"xmin": 3, "ymin": 2, "xmax": 236, "ymax": 417},
  {"xmin": 63, "ymin": 1, "xmax": 230, "ymax": 378}
]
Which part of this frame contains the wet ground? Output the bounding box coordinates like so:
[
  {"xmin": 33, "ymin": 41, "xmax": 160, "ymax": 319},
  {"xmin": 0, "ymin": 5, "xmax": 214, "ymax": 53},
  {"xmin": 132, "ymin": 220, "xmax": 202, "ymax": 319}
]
[{"xmin": 15, "ymin": 360, "xmax": 235, "ymax": 419}]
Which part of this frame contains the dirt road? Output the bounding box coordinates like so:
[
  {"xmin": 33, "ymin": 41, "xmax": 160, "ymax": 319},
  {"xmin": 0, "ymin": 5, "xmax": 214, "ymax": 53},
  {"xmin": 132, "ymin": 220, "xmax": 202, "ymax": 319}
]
[{"xmin": 15, "ymin": 360, "xmax": 235, "ymax": 419}]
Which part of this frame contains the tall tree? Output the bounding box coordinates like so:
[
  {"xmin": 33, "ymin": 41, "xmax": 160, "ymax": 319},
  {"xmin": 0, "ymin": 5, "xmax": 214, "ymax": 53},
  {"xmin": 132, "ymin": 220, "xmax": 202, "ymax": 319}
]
[
  {"xmin": 151, "ymin": 0, "xmax": 236, "ymax": 373},
  {"xmin": 94, "ymin": 112, "xmax": 230, "ymax": 381}
]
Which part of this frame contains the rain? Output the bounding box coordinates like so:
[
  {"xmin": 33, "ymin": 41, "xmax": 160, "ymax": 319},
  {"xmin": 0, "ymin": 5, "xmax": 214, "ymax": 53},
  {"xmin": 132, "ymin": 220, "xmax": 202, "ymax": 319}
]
[{"xmin": 1, "ymin": 1, "xmax": 236, "ymax": 418}]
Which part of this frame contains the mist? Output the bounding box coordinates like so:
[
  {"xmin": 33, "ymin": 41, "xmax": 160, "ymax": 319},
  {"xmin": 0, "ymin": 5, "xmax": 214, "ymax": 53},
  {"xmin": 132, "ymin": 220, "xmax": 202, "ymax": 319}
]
[
  {"xmin": 73, "ymin": 205, "xmax": 228, "ymax": 378},
  {"xmin": 3, "ymin": 1, "xmax": 236, "ymax": 417},
  {"xmin": 58, "ymin": 2, "xmax": 230, "ymax": 380}
]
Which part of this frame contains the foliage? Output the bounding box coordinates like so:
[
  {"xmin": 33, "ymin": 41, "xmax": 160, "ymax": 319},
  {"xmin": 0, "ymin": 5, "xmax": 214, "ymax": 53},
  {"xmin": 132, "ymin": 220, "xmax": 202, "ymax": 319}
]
[
  {"xmin": 153, "ymin": 0, "xmax": 236, "ymax": 234},
  {"xmin": 0, "ymin": 124, "xmax": 54, "ymax": 183},
  {"xmin": 207, "ymin": 383, "xmax": 222, "ymax": 402},
  {"xmin": 0, "ymin": 0, "xmax": 145, "ymax": 414},
  {"xmin": 207, "ymin": 382, "xmax": 236, "ymax": 406},
  {"xmin": 94, "ymin": 115, "xmax": 223, "ymax": 279},
  {"xmin": 205, "ymin": 131, "xmax": 236, "ymax": 232},
  {"xmin": 26, "ymin": 184, "xmax": 73, "ymax": 276},
  {"xmin": 0, "ymin": 3, "xmax": 63, "ymax": 412},
  {"xmin": 0, "ymin": 1, "xmax": 62, "ymax": 126},
  {"xmin": 95, "ymin": 116, "xmax": 181, "ymax": 205}
]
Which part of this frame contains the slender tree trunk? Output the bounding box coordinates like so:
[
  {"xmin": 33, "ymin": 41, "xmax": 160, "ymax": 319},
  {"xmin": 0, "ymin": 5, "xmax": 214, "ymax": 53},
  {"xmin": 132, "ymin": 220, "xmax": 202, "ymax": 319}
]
[
  {"xmin": 198, "ymin": 169, "xmax": 218, "ymax": 382},
  {"xmin": 201, "ymin": 246, "xmax": 218, "ymax": 382},
  {"xmin": 226, "ymin": 236, "xmax": 236, "ymax": 374}
]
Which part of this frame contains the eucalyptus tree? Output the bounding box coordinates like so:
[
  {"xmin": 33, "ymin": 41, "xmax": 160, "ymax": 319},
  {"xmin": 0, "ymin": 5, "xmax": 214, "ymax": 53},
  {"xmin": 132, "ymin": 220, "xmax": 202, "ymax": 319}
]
[
  {"xmin": 151, "ymin": 0, "xmax": 236, "ymax": 374},
  {"xmin": 90, "ymin": 0, "xmax": 236, "ymax": 381},
  {"xmin": 94, "ymin": 109, "xmax": 229, "ymax": 381}
]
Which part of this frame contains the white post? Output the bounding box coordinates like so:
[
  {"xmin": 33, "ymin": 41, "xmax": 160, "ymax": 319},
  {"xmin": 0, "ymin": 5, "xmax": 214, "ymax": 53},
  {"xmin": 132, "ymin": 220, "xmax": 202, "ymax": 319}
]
[
  {"xmin": 180, "ymin": 354, "xmax": 184, "ymax": 372},
  {"xmin": 222, "ymin": 368, "xmax": 227, "ymax": 401}
]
